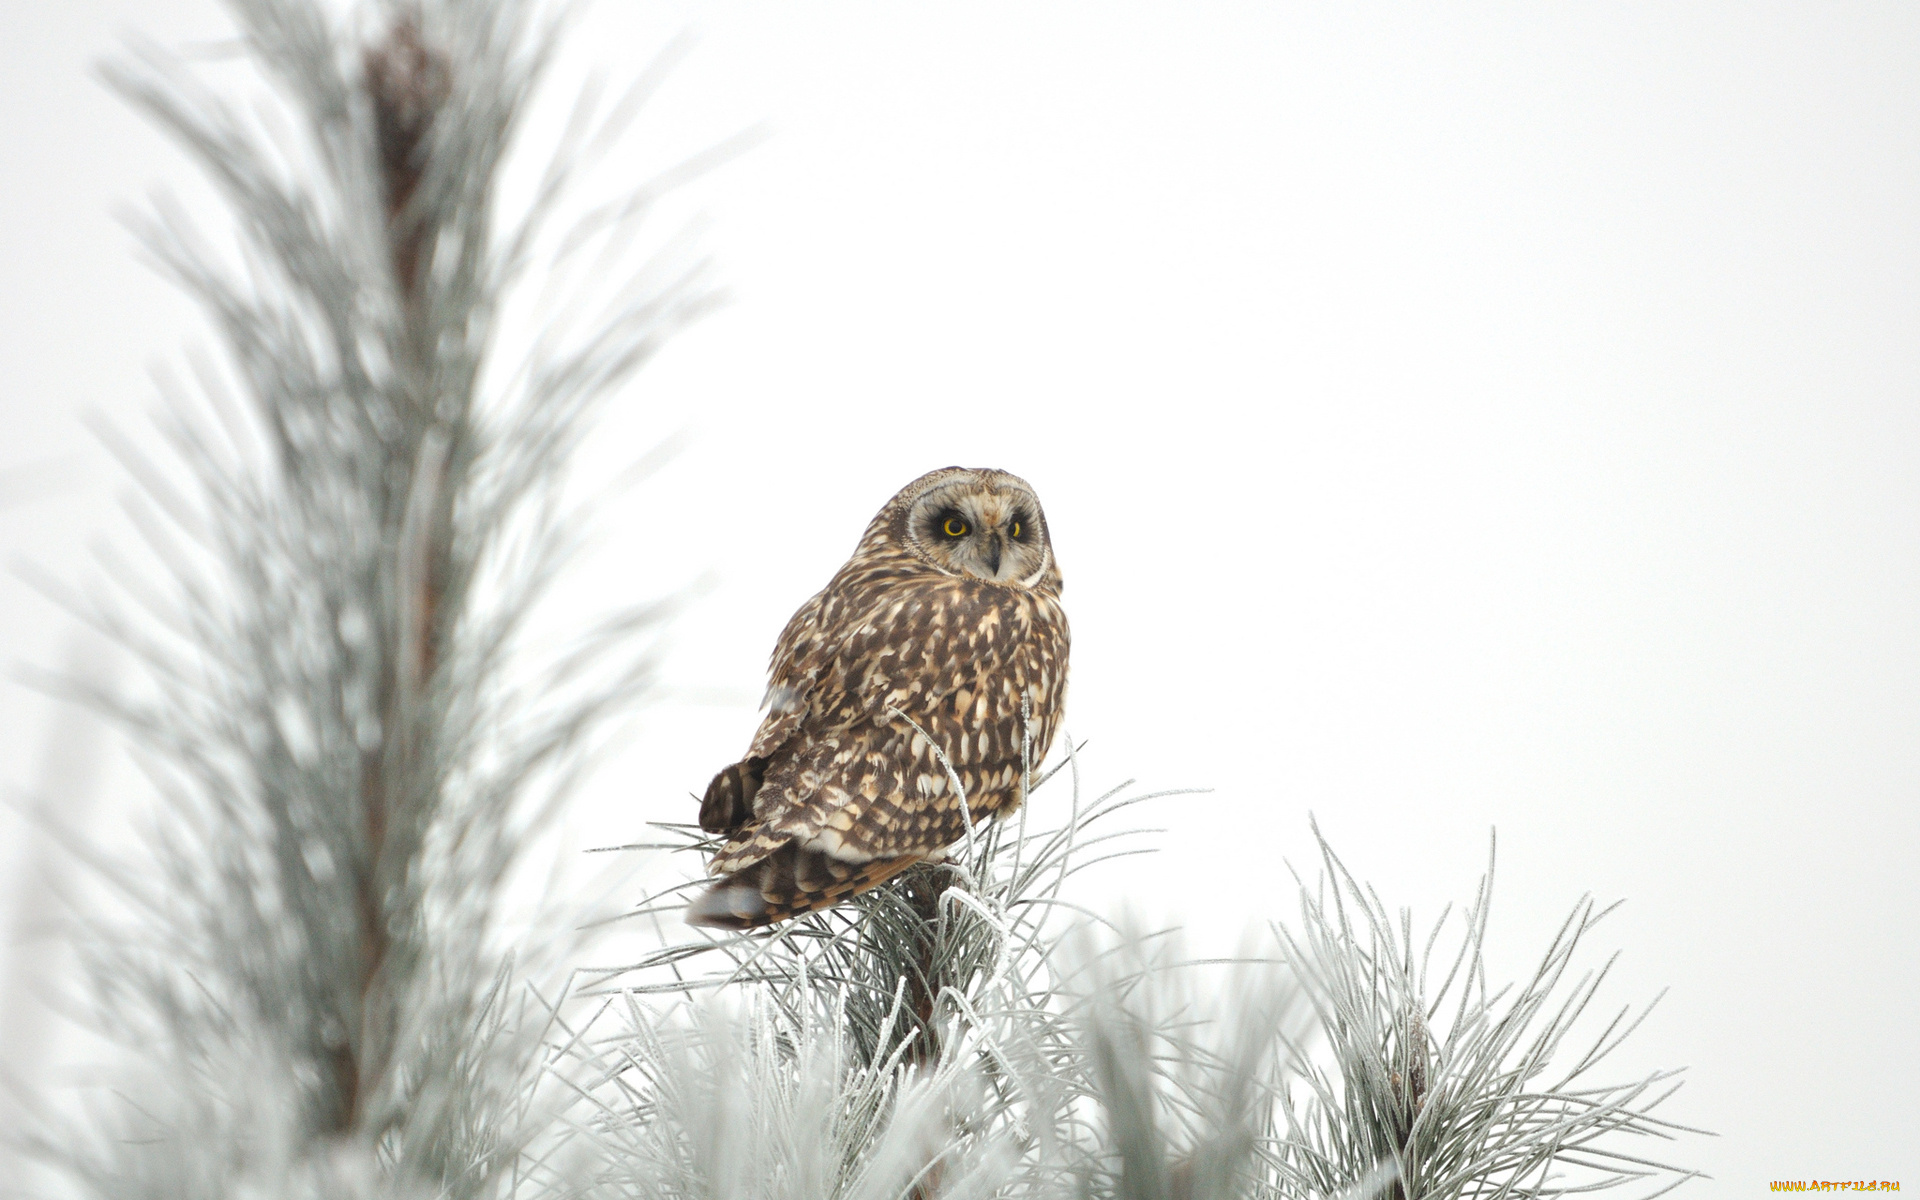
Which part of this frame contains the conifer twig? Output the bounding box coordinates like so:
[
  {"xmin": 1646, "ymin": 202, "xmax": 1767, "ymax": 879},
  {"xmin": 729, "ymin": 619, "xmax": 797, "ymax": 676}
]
[{"xmin": 30, "ymin": 0, "xmax": 709, "ymax": 1194}]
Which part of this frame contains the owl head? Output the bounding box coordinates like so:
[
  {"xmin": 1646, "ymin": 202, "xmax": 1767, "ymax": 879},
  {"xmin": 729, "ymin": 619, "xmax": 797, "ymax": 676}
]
[{"xmin": 873, "ymin": 467, "xmax": 1060, "ymax": 590}]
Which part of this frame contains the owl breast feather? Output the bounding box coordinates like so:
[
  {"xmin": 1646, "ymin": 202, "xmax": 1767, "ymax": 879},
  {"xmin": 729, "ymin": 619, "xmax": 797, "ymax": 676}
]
[{"xmin": 718, "ymin": 576, "xmax": 1066, "ymax": 870}]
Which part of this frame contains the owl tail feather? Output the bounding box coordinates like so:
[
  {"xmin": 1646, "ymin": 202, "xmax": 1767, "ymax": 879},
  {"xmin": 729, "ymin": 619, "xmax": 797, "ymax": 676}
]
[{"xmin": 686, "ymin": 842, "xmax": 922, "ymax": 930}]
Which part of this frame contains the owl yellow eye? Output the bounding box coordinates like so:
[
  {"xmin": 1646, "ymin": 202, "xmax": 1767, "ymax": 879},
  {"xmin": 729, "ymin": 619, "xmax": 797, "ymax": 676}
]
[
  {"xmin": 1010, "ymin": 520, "xmax": 1022, "ymax": 539},
  {"xmin": 942, "ymin": 517, "xmax": 969, "ymax": 538}
]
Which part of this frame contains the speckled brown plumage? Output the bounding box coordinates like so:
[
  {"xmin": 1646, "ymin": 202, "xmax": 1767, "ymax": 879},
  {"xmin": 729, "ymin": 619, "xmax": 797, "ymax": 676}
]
[{"xmin": 686, "ymin": 467, "xmax": 1069, "ymax": 929}]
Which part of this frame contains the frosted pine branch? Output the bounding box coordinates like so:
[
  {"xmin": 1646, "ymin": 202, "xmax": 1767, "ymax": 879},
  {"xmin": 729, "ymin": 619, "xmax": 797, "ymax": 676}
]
[{"xmin": 30, "ymin": 0, "xmax": 705, "ymax": 1195}]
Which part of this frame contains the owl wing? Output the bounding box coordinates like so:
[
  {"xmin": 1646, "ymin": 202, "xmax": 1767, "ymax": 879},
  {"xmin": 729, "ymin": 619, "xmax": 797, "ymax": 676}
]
[
  {"xmin": 747, "ymin": 577, "xmax": 1006, "ymax": 758},
  {"xmin": 710, "ymin": 579, "xmax": 1062, "ymax": 876},
  {"xmin": 696, "ymin": 591, "xmax": 832, "ymax": 834},
  {"xmin": 744, "ymin": 587, "xmax": 834, "ymax": 762}
]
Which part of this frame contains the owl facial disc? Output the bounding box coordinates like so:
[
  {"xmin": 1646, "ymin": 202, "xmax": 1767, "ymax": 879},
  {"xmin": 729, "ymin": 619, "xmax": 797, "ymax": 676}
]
[{"xmin": 904, "ymin": 474, "xmax": 1050, "ymax": 585}]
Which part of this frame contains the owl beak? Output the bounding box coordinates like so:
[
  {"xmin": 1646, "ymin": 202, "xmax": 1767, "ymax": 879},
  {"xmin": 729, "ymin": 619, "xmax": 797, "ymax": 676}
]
[{"xmin": 984, "ymin": 534, "xmax": 1002, "ymax": 575}]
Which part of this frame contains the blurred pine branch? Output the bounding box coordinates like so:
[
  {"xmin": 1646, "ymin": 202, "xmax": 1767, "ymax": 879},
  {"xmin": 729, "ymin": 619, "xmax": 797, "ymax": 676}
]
[{"xmin": 26, "ymin": 0, "xmax": 706, "ymax": 1194}]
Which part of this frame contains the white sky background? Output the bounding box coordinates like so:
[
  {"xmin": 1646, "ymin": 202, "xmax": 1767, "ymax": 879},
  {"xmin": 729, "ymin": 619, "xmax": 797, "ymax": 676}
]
[{"xmin": 3, "ymin": 0, "xmax": 1917, "ymax": 1189}]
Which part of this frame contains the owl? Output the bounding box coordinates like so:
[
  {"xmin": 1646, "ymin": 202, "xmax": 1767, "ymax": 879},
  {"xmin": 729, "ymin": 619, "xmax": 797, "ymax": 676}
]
[{"xmin": 686, "ymin": 466, "xmax": 1069, "ymax": 929}]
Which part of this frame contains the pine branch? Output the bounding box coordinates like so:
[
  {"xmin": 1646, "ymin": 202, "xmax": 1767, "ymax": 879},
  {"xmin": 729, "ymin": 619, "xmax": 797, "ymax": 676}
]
[
  {"xmin": 552, "ymin": 756, "xmax": 1704, "ymax": 1200},
  {"xmin": 1269, "ymin": 825, "xmax": 1710, "ymax": 1200},
  {"xmin": 28, "ymin": 0, "xmax": 708, "ymax": 1194}
]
